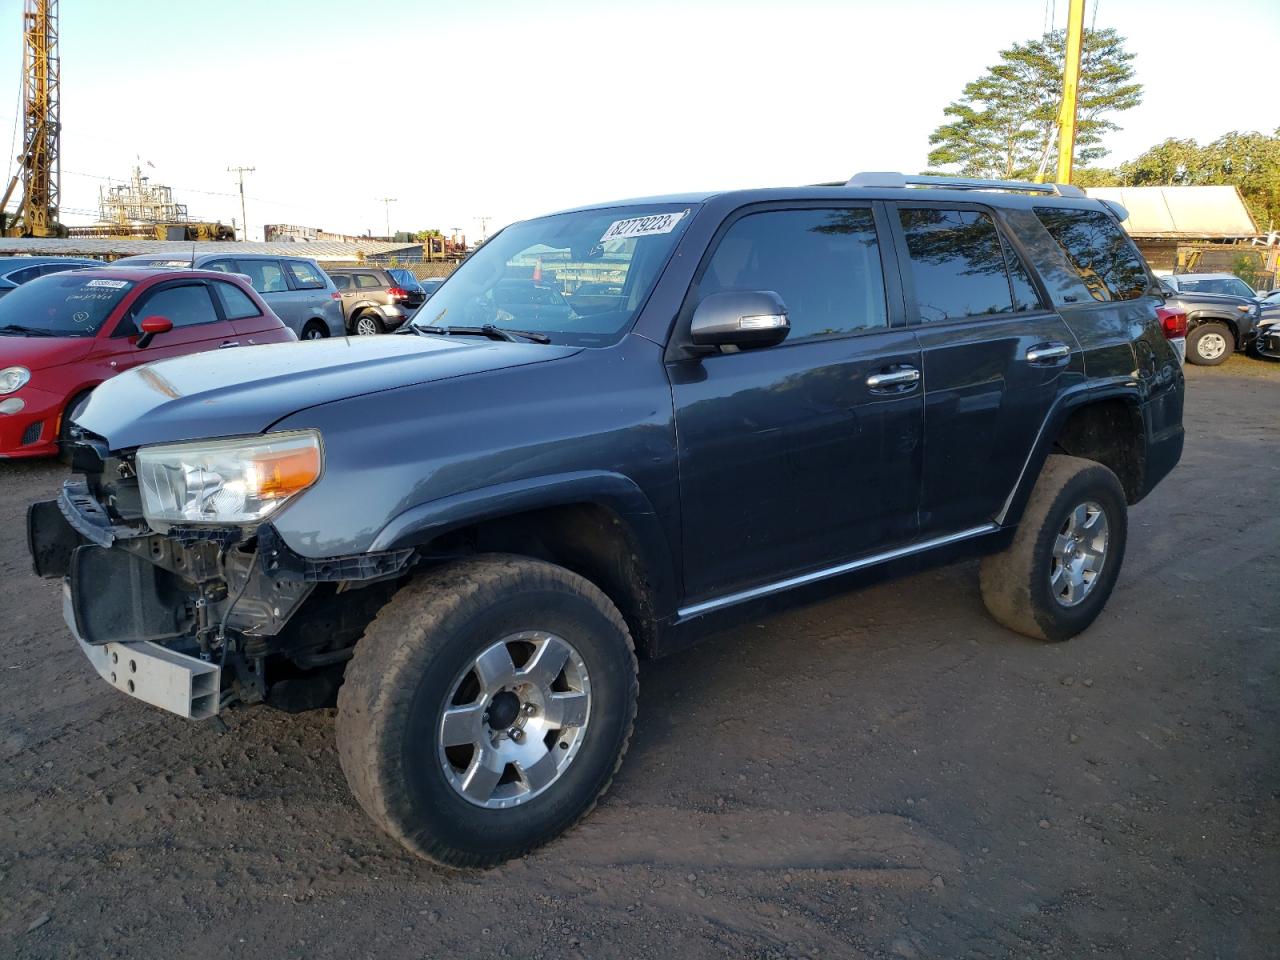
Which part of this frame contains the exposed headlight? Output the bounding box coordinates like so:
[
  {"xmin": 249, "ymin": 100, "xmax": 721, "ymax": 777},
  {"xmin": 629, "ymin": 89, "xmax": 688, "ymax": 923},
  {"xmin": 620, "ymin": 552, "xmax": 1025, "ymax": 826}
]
[
  {"xmin": 0, "ymin": 366, "xmax": 30, "ymax": 395},
  {"xmin": 136, "ymin": 430, "xmax": 322, "ymax": 527}
]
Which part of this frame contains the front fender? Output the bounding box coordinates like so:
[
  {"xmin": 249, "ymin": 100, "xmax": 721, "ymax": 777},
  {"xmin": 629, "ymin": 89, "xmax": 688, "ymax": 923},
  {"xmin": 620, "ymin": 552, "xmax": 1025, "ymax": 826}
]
[{"xmin": 369, "ymin": 470, "xmax": 678, "ymax": 617}]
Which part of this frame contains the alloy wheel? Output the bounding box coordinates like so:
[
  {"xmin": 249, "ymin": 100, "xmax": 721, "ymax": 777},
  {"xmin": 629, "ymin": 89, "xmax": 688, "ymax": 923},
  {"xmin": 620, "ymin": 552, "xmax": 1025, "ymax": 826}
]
[{"xmin": 1050, "ymin": 501, "xmax": 1109, "ymax": 607}]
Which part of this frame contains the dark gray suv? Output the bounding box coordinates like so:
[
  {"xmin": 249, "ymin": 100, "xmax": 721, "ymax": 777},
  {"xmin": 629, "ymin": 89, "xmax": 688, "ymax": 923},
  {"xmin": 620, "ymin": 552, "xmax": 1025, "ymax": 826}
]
[{"xmin": 29, "ymin": 173, "xmax": 1184, "ymax": 867}]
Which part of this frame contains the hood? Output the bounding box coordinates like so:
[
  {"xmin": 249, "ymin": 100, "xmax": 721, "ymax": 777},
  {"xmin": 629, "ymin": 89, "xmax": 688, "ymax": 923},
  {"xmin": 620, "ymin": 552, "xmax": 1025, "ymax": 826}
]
[
  {"xmin": 0, "ymin": 334, "xmax": 94, "ymax": 371},
  {"xmin": 77, "ymin": 333, "xmax": 581, "ymax": 450}
]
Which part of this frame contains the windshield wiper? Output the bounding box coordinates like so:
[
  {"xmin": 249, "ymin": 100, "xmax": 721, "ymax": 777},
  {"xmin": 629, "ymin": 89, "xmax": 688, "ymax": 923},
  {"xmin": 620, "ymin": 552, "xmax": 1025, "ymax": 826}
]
[
  {"xmin": 0, "ymin": 323, "xmax": 53, "ymax": 336},
  {"xmin": 415, "ymin": 324, "xmax": 551, "ymax": 344}
]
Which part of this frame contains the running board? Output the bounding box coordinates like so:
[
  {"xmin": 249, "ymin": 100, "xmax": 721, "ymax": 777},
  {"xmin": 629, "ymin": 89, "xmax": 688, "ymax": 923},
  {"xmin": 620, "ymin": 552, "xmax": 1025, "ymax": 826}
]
[{"xmin": 677, "ymin": 524, "xmax": 999, "ymax": 619}]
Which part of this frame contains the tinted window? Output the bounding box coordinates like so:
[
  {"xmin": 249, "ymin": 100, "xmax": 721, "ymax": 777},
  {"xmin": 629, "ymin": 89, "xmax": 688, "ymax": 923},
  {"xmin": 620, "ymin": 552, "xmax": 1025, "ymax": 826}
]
[
  {"xmin": 284, "ymin": 259, "xmax": 325, "ymax": 289},
  {"xmin": 135, "ymin": 284, "xmax": 219, "ymax": 329},
  {"xmin": 40, "ymin": 262, "xmax": 92, "ymax": 277},
  {"xmin": 5, "ymin": 265, "xmax": 44, "ymax": 285},
  {"xmin": 0, "ymin": 273, "xmax": 134, "ymax": 336},
  {"xmin": 699, "ymin": 207, "xmax": 887, "ymax": 341},
  {"xmin": 202, "ymin": 259, "xmax": 237, "ymax": 274},
  {"xmin": 212, "ymin": 281, "xmax": 261, "ymax": 320},
  {"xmin": 899, "ymin": 208, "xmax": 1015, "ymax": 321},
  {"xmin": 1034, "ymin": 207, "xmax": 1149, "ymax": 302},
  {"xmin": 1002, "ymin": 236, "xmax": 1044, "ymax": 311},
  {"xmin": 354, "ymin": 273, "xmax": 383, "ymax": 289},
  {"xmin": 1179, "ymin": 277, "xmax": 1254, "ymax": 298},
  {"xmin": 331, "ymin": 273, "xmax": 351, "ymax": 290},
  {"xmin": 237, "ymin": 259, "xmax": 289, "ymax": 294}
]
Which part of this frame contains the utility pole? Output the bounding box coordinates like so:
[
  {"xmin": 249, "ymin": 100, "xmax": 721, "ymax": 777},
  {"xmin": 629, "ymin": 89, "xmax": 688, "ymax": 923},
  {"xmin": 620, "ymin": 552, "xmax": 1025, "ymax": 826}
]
[
  {"xmin": 477, "ymin": 215, "xmax": 491, "ymax": 242},
  {"xmin": 377, "ymin": 197, "xmax": 397, "ymax": 239},
  {"xmin": 1054, "ymin": 0, "xmax": 1086, "ymax": 185},
  {"xmin": 227, "ymin": 165, "xmax": 255, "ymax": 241}
]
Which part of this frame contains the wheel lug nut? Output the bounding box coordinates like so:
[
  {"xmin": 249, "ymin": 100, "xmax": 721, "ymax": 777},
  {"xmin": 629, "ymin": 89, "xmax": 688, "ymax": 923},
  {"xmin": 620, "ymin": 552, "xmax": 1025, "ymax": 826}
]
[
  {"xmin": 522, "ymin": 703, "xmax": 536, "ymax": 715},
  {"xmin": 509, "ymin": 728, "xmax": 524, "ymax": 742}
]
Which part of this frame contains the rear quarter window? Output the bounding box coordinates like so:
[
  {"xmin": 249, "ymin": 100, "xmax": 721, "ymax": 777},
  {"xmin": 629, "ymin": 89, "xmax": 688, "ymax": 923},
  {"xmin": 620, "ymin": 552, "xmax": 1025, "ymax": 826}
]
[
  {"xmin": 284, "ymin": 259, "xmax": 325, "ymax": 289},
  {"xmin": 1033, "ymin": 207, "xmax": 1150, "ymax": 303}
]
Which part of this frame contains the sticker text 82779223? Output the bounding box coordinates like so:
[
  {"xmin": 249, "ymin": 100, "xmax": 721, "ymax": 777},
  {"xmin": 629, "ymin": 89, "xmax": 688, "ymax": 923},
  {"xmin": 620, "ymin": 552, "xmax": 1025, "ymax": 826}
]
[{"xmin": 599, "ymin": 210, "xmax": 689, "ymax": 244}]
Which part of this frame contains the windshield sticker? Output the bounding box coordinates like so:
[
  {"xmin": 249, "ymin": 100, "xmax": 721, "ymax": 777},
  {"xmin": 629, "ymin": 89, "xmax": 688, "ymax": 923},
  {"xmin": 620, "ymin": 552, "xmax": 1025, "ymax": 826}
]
[
  {"xmin": 85, "ymin": 279, "xmax": 128, "ymax": 288},
  {"xmin": 599, "ymin": 210, "xmax": 688, "ymax": 243}
]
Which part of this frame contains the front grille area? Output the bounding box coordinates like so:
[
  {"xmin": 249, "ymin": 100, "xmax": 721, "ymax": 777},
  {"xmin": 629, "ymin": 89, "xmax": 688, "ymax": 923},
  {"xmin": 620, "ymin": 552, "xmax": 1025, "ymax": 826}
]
[{"xmin": 21, "ymin": 420, "xmax": 43, "ymax": 446}]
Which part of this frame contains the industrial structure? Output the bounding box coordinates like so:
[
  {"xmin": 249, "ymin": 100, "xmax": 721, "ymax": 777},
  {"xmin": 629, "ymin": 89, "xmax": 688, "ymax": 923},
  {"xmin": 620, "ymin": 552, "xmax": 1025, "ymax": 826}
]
[
  {"xmin": 65, "ymin": 165, "xmax": 234, "ymax": 241},
  {"xmin": 0, "ymin": 0, "xmax": 61, "ymax": 237}
]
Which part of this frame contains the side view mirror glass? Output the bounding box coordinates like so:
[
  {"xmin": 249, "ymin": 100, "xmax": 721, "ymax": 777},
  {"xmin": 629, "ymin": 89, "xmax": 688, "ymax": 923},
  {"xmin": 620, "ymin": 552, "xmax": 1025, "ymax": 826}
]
[
  {"xmin": 136, "ymin": 315, "xmax": 173, "ymax": 349},
  {"xmin": 690, "ymin": 290, "xmax": 789, "ymax": 349}
]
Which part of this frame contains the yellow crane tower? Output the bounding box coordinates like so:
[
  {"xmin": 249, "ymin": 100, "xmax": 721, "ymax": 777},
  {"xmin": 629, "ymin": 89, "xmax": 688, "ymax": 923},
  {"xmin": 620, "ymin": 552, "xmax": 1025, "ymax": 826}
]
[{"xmin": 0, "ymin": 0, "xmax": 61, "ymax": 237}]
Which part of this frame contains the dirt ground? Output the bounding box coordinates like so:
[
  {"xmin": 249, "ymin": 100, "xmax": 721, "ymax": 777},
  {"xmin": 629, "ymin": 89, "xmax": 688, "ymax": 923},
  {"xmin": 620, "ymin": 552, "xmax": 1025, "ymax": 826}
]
[{"xmin": 1, "ymin": 357, "xmax": 1276, "ymax": 960}]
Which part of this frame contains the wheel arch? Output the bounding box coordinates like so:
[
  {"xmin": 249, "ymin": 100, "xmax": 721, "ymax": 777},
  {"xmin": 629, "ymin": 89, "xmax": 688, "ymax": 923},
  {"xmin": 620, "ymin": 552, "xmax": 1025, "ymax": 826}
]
[
  {"xmin": 1187, "ymin": 311, "xmax": 1239, "ymax": 340},
  {"xmin": 998, "ymin": 382, "xmax": 1147, "ymax": 528},
  {"xmin": 370, "ymin": 472, "xmax": 678, "ymax": 658}
]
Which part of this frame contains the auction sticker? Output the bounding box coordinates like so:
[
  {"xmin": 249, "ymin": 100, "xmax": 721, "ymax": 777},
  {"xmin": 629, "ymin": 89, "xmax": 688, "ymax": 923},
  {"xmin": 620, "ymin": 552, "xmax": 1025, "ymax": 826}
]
[
  {"xmin": 600, "ymin": 209, "xmax": 688, "ymax": 243},
  {"xmin": 85, "ymin": 279, "xmax": 128, "ymax": 289}
]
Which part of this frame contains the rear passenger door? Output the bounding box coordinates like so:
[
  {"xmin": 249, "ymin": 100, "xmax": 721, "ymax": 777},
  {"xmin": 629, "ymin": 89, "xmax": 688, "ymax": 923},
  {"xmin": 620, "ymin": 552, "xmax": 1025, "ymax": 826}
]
[
  {"xmin": 282, "ymin": 258, "xmax": 330, "ymax": 329},
  {"xmin": 890, "ymin": 203, "xmax": 1083, "ymax": 536},
  {"xmin": 235, "ymin": 259, "xmax": 298, "ymax": 333},
  {"xmin": 669, "ymin": 204, "xmax": 924, "ymax": 603}
]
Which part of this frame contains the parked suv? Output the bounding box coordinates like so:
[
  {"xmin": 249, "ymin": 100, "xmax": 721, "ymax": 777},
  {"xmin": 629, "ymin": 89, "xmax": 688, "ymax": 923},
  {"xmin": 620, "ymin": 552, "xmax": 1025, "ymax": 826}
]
[
  {"xmin": 325, "ymin": 266, "xmax": 426, "ymax": 334},
  {"xmin": 28, "ymin": 173, "xmax": 1184, "ymax": 867},
  {"xmin": 0, "ymin": 256, "xmax": 102, "ymax": 297},
  {"xmin": 1157, "ymin": 278, "xmax": 1260, "ymax": 365},
  {"xmin": 112, "ymin": 253, "xmax": 344, "ymax": 341}
]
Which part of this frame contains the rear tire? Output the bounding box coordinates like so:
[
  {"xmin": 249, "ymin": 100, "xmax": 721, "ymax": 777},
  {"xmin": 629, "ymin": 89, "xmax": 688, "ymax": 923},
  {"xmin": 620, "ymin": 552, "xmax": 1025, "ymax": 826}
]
[
  {"xmin": 1187, "ymin": 322, "xmax": 1233, "ymax": 365},
  {"xmin": 301, "ymin": 320, "xmax": 328, "ymax": 341},
  {"xmin": 979, "ymin": 454, "xmax": 1128, "ymax": 642},
  {"xmin": 353, "ymin": 312, "xmax": 385, "ymax": 336},
  {"xmin": 335, "ymin": 555, "xmax": 638, "ymax": 867}
]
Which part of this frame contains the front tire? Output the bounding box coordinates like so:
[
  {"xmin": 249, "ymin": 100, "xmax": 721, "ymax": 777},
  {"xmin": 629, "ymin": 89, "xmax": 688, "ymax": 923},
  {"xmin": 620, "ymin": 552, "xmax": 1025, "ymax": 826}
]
[
  {"xmin": 1187, "ymin": 322, "xmax": 1233, "ymax": 365},
  {"xmin": 979, "ymin": 454, "xmax": 1128, "ymax": 642},
  {"xmin": 335, "ymin": 555, "xmax": 638, "ymax": 867}
]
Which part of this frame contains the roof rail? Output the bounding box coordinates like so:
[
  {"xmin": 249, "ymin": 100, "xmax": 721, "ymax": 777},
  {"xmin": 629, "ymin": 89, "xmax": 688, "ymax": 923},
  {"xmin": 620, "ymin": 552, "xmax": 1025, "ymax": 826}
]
[{"xmin": 846, "ymin": 171, "xmax": 1086, "ymax": 198}]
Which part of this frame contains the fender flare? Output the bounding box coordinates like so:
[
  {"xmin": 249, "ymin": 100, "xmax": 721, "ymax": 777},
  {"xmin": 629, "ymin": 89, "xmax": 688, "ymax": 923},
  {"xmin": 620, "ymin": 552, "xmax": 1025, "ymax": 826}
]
[
  {"xmin": 368, "ymin": 470, "xmax": 679, "ymax": 618},
  {"xmin": 995, "ymin": 377, "xmax": 1145, "ymax": 528},
  {"xmin": 1187, "ymin": 311, "xmax": 1239, "ymax": 337}
]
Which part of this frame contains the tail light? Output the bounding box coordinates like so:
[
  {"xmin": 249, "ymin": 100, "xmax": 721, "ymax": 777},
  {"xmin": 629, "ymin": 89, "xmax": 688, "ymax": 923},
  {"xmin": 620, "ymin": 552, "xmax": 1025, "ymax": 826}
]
[
  {"xmin": 330, "ymin": 292, "xmax": 342, "ymax": 301},
  {"xmin": 1156, "ymin": 306, "xmax": 1187, "ymax": 340},
  {"xmin": 387, "ymin": 286, "xmax": 409, "ymax": 300}
]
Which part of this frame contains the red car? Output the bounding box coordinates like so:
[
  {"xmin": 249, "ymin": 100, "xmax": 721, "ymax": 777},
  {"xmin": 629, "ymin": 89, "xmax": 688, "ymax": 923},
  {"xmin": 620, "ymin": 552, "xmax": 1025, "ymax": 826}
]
[{"xmin": 0, "ymin": 267, "xmax": 294, "ymax": 458}]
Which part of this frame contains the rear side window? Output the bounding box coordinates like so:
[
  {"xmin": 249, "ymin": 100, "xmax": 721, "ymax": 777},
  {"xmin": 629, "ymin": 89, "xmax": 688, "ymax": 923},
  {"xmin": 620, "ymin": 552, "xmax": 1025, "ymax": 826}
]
[
  {"xmin": 898, "ymin": 208, "xmax": 1015, "ymax": 321},
  {"xmin": 1002, "ymin": 237, "xmax": 1044, "ymax": 311},
  {"xmin": 331, "ymin": 273, "xmax": 351, "ymax": 290},
  {"xmin": 202, "ymin": 259, "xmax": 237, "ymax": 274},
  {"xmin": 698, "ymin": 207, "xmax": 888, "ymax": 341},
  {"xmin": 1034, "ymin": 207, "xmax": 1149, "ymax": 302},
  {"xmin": 237, "ymin": 259, "xmax": 289, "ymax": 294},
  {"xmin": 284, "ymin": 259, "xmax": 325, "ymax": 289},
  {"xmin": 212, "ymin": 281, "xmax": 261, "ymax": 320},
  {"xmin": 135, "ymin": 284, "xmax": 219, "ymax": 329},
  {"xmin": 6, "ymin": 265, "xmax": 43, "ymax": 285},
  {"xmin": 354, "ymin": 273, "xmax": 383, "ymax": 289}
]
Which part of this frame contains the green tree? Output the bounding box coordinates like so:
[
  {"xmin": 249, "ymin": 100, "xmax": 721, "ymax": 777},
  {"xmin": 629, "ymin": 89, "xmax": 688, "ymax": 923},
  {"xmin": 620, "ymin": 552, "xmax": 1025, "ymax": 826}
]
[
  {"xmin": 415, "ymin": 228, "xmax": 444, "ymax": 243},
  {"xmin": 927, "ymin": 28, "xmax": 1142, "ymax": 179},
  {"xmin": 1119, "ymin": 129, "xmax": 1280, "ymax": 228}
]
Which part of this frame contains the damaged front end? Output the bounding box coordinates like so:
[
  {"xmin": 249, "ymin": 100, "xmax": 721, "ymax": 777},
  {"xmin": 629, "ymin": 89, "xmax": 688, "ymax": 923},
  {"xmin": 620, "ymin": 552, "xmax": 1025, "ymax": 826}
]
[{"xmin": 28, "ymin": 433, "xmax": 413, "ymax": 719}]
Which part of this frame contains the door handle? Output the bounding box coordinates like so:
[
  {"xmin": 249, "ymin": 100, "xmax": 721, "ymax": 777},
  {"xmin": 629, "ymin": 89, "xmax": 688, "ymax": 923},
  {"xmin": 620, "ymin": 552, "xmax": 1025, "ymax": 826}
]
[
  {"xmin": 866, "ymin": 366, "xmax": 921, "ymax": 392},
  {"xmin": 219, "ymin": 341, "xmax": 240, "ymax": 349},
  {"xmin": 1025, "ymin": 342, "xmax": 1071, "ymax": 364}
]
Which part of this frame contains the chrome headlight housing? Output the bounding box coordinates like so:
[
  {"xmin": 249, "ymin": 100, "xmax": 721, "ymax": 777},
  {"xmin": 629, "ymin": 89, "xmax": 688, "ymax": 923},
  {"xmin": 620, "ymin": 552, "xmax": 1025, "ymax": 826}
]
[
  {"xmin": 136, "ymin": 430, "xmax": 323, "ymax": 528},
  {"xmin": 0, "ymin": 366, "xmax": 30, "ymax": 395}
]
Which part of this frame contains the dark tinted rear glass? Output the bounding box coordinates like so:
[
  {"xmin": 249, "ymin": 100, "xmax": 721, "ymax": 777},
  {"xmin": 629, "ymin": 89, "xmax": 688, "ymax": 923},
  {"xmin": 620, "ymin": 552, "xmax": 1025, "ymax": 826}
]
[
  {"xmin": 0, "ymin": 273, "xmax": 134, "ymax": 337},
  {"xmin": 1034, "ymin": 207, "xmax": 1149, "ymax": 302},
  {"xmin": 898, "ymin": 208, "xmax": 1013, "ymax": 321},
  {"xmin": 1002, "ymin": 236, "xmax": 1044, "ymax": 311}
]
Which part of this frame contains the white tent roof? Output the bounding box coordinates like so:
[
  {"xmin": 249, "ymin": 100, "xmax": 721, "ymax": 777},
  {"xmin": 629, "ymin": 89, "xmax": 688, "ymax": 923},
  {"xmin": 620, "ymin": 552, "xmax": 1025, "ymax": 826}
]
[{"xmin": 1085, "ymin": 185, "xmax": 1259, "ymax": 239}]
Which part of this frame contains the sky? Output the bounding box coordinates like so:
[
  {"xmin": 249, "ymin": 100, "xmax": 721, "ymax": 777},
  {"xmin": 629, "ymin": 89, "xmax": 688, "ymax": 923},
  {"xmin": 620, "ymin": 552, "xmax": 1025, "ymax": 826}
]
[{"xmin": 0, "ymin": 0, "xmax": 1275, "ymax": 241}]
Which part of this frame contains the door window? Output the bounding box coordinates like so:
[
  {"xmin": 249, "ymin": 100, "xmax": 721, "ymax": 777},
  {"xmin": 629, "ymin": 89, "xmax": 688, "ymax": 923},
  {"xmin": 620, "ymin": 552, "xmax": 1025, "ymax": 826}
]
[
  {"xmin": 202, "ymin": 259, "xmax": 237, "ymax": 274},
  {"xmin": 354, "ymin": 273, "xmax": 384, "ymax": 289},
  {"xmin": 237, "ymin": 259, "xmax": 289, "ymax": 294},
  {"xmin": 212, "ymin": 281, "xmax": 262, "ymax": 320},
  {"xmin": 284, "ymin": 259, "xmax": 325, "ymax": 289},
  {"xmin": 898, "ymin": 208, "xmax": 1016, "ymax": 321},
  {"xmin": 1002, "ymin": 236, "xmax": 1044, "ymax": 311},
  {"xmin": 134, "ymin": 284, "xmax": 220, "ymax": 329},
  {"xmin": 1034, "ymin": 207, "xmax": 1149, "ymax": 302},
  {"xmin": 331, "ymin": 273, "xmax": 351, "ymax": 290},
  {"xmin": 698, "ymin": 207, "xmax": 887, "ymax": 341}
]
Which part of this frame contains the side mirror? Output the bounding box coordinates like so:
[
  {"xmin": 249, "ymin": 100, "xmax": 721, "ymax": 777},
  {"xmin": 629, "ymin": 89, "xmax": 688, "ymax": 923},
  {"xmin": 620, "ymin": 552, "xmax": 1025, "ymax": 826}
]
[
  {"xmin": 136, "ymin": 315, "xmax": 173, "ymax": 349},
  {"xmin": 690, "ymin": 290, "xmax": 789, "ymax": 349}
]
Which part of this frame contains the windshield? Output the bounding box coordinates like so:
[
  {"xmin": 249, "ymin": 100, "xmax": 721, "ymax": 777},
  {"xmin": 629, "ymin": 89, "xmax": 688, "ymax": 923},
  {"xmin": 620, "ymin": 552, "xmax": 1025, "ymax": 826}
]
[
  {"xmin": 411, "ymin": 203, "xmax": 695, "ymax": 346},
  {"xmin": 0, "ymin": 273, "xmax": 134, "ymax": 337},
  {"xmin": 1179, "ymin": 277, "xmax": 1255, "ymax": 298}
]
